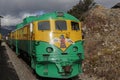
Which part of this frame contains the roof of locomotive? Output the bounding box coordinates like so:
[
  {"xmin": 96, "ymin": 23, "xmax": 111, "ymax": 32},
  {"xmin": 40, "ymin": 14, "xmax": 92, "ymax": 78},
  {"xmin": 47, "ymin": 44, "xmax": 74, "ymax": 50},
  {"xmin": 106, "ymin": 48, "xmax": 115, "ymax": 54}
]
[
  {"xmin": 16, "ymin": 12, "xmax": 80, "ymax": 29},
  {"xmin": 36, "ymin": 12, "xmax": 80, "ymax": 21}
]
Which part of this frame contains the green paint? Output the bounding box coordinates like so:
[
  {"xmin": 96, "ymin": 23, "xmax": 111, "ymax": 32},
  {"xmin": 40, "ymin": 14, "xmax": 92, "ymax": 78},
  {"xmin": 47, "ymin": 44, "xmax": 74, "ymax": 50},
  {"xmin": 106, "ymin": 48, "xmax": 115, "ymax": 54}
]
[
  {"xmin": 33, "ymin": 40, "xmax": 84, "ymax": 78},
  {"xmin": 16, "ymin": 12, "xmax": 80, "ymax": 29},
  {"xmin": 10, "ymin": 39, "xmax": 84, "ymax": 78},
  {"xmin": 36, "ymin": 12, "xmax": 80, "ymax": 22}
]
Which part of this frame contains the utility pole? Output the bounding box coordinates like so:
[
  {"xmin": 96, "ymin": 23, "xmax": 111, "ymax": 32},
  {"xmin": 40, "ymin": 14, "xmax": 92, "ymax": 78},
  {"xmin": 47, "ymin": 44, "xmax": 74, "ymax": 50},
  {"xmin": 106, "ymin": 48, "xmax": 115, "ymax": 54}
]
[
  {"xmin": 0, "ymin": 16, "xmax": 3, "ymax": 45},
  {"xmin": 0, "ymin": 16, "xmax": 3, "ymax": 33}
]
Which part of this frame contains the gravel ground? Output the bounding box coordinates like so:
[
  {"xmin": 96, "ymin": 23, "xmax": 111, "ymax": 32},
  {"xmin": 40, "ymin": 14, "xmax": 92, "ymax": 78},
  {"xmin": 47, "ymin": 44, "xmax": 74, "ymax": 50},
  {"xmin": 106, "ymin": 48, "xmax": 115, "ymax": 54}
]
[
  {"xmin": 4, "ymin": 42, "xmax": 37, "ymax": 80},
  {"xmin": 79, "ymin": 73, "xmax": 104, "ymax": 80}
]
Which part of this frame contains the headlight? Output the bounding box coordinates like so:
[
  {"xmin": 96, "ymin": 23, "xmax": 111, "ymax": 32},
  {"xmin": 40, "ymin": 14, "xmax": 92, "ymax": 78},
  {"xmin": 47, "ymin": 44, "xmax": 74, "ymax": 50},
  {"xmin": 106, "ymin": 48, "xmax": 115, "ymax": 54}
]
[
  {"xmin": 46, "ymin": 47, "xmax": 53, "ymax": 53},
  {"xmin": 73, "ymin": 46, "xmax": 78, "ymax": 52}
]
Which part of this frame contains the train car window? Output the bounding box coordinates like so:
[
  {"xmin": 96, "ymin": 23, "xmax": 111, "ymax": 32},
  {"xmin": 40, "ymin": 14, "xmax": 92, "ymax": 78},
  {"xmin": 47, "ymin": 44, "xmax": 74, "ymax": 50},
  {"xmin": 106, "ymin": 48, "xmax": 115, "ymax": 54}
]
[
  {"xmin": 55, "ymin": 20, "xmax": 67, "ymax": 30},
  {"xmin": 71, "ymin": 22, "xmax": 80, "ymax": 30},
  {"xmin": 38, "ymin": 21, "xmax": 50, "ymax": 30}
]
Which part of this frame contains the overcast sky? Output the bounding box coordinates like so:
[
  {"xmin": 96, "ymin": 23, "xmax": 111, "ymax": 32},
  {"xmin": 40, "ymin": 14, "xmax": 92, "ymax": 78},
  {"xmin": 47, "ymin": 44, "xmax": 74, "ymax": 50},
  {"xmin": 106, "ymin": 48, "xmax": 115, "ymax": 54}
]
[{"xmin": 0, "ymin": 0, "xmax": 119, "ymax": 27}]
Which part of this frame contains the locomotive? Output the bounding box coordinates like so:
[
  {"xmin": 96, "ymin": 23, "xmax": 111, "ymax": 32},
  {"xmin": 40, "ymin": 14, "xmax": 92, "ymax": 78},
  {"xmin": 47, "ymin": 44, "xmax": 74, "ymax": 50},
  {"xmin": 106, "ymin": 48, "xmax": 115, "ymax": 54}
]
[{"xmin": 8, "ymin": 12, "xmax": 84, "ymax": 79}]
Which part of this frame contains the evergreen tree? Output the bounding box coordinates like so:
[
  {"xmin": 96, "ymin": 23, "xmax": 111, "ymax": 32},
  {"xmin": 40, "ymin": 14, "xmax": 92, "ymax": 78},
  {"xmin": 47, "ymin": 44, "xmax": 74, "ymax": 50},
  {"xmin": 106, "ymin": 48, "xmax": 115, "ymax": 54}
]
[{"xmin": 68, "ymin": 0, "xmax": 95, "ymax": 20}]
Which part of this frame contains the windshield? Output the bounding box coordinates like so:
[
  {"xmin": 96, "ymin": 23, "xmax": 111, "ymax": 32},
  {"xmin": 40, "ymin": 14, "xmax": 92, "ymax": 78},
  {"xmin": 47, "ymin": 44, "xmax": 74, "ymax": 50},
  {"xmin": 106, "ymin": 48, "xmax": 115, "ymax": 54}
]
[
  {"xmin": 38, "ymin": 21, "xmax": 50, "ymax": 30},
  {"xmin": 71, "ymin": 22, "xmax": 80, "ymax": 30},
  {"xmin": 55, "ymin": 20, "xmax": 67, "ymax": 30}
]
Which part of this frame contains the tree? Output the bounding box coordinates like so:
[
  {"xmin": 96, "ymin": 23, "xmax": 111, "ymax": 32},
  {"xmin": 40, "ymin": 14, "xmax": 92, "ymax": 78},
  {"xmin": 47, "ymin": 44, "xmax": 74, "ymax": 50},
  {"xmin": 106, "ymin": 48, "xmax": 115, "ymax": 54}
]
[{"xmin": 68, "ymin": 0, "xmax": 95, "ymax": 20}]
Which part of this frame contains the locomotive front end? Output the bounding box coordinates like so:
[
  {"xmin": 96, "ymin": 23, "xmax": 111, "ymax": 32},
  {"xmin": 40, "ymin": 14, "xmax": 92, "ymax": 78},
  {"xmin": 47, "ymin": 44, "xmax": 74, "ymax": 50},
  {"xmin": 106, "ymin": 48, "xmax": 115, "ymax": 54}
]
[{"xmin": 32, "ymin": 12, "xmax": 84, "ymax": 79}]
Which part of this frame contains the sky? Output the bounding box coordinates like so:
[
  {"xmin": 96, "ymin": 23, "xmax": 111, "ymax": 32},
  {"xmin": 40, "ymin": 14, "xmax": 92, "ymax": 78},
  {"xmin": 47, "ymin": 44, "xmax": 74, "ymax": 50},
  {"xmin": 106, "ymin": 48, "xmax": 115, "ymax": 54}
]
[{"xmin": 0, "ymin": 0, "xmax": 120, "ymax": 27}]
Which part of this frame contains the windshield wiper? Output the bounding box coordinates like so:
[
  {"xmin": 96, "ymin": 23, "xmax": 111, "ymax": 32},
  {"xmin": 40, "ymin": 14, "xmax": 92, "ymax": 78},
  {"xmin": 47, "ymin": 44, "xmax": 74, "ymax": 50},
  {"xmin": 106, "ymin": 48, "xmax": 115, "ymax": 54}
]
[{"xmin": 56, "ymin": 24, "xmax": 62, "ymax": 31}]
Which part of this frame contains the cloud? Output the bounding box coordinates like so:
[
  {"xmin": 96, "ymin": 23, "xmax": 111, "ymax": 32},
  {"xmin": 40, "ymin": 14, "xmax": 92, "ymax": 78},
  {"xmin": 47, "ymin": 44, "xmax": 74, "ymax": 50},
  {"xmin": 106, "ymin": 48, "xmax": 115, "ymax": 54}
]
[
  {"xmin": 2, "ymin": 11, "xmax": 45, "ymax": 26},
  {"xmin": 0, "ymin": 0, "xmax": 79, "ymax": 26},
  {"xmin": 2, "ymin": 15, "xmax": 22, "ymax": 26},
  {"xmin": 0, "ymin": 0, "xmax": 119, "ymax": 27},
  {"xmin": 0, "ymin": 0, "xmax": 79, "ymax": 16},
  {"xmin": 95, "ymin": 0, "xmax": 120, "ymax": 8}
]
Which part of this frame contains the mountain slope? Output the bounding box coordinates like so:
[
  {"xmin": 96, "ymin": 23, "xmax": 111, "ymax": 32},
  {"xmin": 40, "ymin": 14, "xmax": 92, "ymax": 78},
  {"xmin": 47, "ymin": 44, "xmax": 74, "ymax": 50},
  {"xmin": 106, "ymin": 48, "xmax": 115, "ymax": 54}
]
[
  {"xmin": 83, "ymin": 5, "xmax": 120, "ymax": 80},
  {"xmin": 0, "ymin": 26, "xmax": 16, "ymax": 35}
]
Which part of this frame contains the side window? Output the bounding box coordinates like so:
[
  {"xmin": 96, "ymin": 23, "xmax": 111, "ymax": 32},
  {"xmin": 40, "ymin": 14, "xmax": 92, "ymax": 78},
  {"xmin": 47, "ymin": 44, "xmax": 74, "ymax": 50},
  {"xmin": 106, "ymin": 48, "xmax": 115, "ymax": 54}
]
[
  {"xmin": 55, "ymin": 20, "xmax": 67, "ymax": 30},
  {"xmin": 38, "ymin": 21, "xmax": 50, "ymax": 30},
  {"xmin": 71, "ymin": 22, "xmax": 80, "ymax": 30}
]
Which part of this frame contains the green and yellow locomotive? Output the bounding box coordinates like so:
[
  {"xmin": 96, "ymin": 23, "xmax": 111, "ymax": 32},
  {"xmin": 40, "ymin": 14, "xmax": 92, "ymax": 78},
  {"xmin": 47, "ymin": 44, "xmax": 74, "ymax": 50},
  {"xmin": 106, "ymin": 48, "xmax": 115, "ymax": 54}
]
[{"xmin": 9, "ymin": 12, "xmax": 84, "ymax": 79}]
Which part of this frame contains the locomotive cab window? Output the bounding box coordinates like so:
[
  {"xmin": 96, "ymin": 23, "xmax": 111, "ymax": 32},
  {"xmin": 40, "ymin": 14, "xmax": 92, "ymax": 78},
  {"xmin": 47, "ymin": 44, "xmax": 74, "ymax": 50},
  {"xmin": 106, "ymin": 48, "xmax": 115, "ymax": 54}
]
[
  {"xmin": 55, "ymin": 20, "xmax": 67, "ymax": 30},
  {"xmin": 38, "ymin": 21, "xmax": 50, "ymax": 30},
  {"xmin": 71, "ymin": 22, "xmax": 80, "ymax": 30}
]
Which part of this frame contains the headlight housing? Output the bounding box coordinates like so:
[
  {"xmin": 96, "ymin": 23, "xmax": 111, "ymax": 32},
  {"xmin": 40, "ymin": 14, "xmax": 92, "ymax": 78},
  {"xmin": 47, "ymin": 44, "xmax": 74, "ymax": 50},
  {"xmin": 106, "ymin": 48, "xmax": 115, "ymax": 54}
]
[
  {"xmin": 46, "ymin": 47, "xmax": 53, "ymax": 53},
  {"xmin": 73, "ymin": 46, "xmax": 78, "ymax": 52}
]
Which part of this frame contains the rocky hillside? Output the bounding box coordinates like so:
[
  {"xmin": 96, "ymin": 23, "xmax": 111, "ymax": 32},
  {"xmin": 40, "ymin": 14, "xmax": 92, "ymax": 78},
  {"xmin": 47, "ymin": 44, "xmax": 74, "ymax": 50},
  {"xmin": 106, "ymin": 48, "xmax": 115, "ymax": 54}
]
[{"xmin": 83, "ymin": 5, "xmax": 120, "ymax": 80}]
